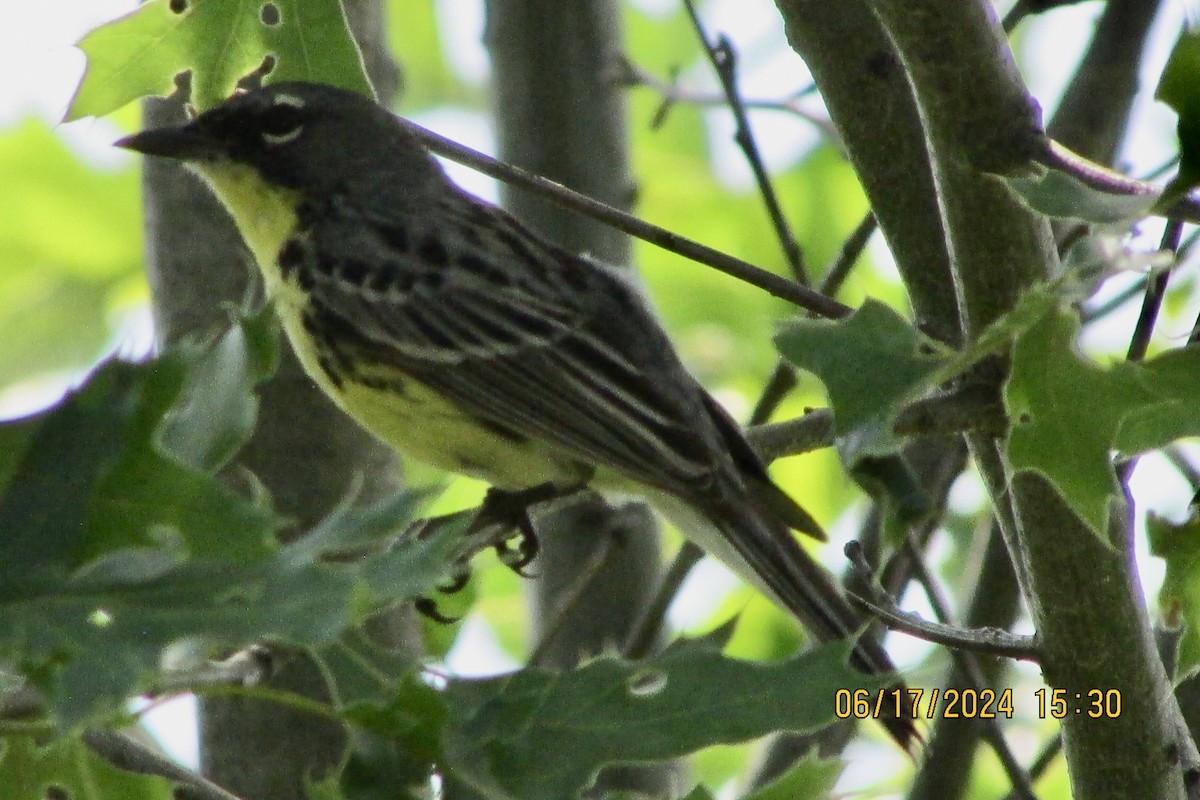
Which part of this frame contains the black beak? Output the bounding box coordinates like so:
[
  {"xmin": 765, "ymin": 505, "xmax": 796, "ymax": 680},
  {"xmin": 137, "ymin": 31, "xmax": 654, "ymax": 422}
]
[{"xmin": 115, "ymin": 125, "xmax": 226, "ymax": 161}]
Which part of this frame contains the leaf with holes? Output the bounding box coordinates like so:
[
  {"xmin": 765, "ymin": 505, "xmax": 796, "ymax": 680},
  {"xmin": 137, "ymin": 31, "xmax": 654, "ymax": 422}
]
[
  {"xmin": 66, "ymin": 0, "xmax": 372, "ymax": 120},
  {"xmin": 0, "ymin": 734, "xmax": 174, "ymax": 800},
  {"xmin": 0, "ymin": 309, "xmax": 456, "ymax": 725},
  {"xmin": 440, "ymin": 638, "xmax": 887, "ymax": 800}
]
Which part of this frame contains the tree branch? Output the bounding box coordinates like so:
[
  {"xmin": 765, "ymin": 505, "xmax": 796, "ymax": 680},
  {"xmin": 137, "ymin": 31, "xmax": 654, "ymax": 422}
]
[{"xmin": 407, "ymin": 121, "xmax": 851, "ymax": 319}]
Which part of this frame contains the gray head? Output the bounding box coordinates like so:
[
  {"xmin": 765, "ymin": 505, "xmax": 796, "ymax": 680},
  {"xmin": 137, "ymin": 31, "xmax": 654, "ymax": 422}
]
[{"xmin": 117, "ymin": 82, "xmax": 445, "ymax": 200}]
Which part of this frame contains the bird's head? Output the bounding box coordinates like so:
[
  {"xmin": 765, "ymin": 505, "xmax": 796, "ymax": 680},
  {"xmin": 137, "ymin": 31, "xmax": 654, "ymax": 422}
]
[{"xmin": 117, "ymin": 82, "xmax": 444, "ymax": 201}]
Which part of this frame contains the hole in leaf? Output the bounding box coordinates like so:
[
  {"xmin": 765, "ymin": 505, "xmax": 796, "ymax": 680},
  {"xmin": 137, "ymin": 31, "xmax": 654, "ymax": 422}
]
[
  {"xmin": 260, "ymin": 2, "xmax": 281, "ymax": 26},
  {"xmin": 169, "ymin": 0, "xmax": 188, "ymax": 13},
  {"xmin": 1019, "ymin": 413, "xmax": 1031, "ymax": 425},
  {"xmin": 626, "ymin": 668, "xmax": 668, "ymax": 697},
  {"xmin": 46, "ymin": 787, "xmax": 69, "ymax": 800}
]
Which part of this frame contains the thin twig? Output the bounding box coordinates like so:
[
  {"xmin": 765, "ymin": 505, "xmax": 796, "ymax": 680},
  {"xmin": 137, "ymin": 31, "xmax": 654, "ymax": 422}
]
[
  {"xmin": 622, "ymin": 542, "xmax": 707, "ymax": 660},
  {"xmin": 820, "ymin": 212, "xmax": 878, "ymax": 297},
  {"xmin": 82, "ymin": 729, "xmax": 245, "ymax": 800},
  {"xmin": 845, "ymin": 542, "xmax": 1040, "ymax": 661},
  {"xmin": 682, "ymin": 1, "xmax": 808, "ymax": 284},
  {"xmin": 1080, "ymin": 276, "xmax": 1147, "ymax": 325},
  {"xmin": 748, "ymin": 364, "xmax": 800, "ymax": 426},
  {"xmin": 1126, "ymin": 220, "xmax": 1184, "ymax": 361},
  {"xmin": 893, "ymin": 385, "xmax": 1008, "ymax": 439},
  {"xmin": 613, "ymin": 56, "xmax": 839, "ymax": 142},
  {"xmin": 745, "ymin": 409, "xmax": 834, "ymax": 462},
  {"xmin": 527, "ymin": 533, "xmax": 622, "ymax": 667},
  {"xmin": 899, "ymin": 535, "xmax": 1039, "ymax": 800},
  {"xmin": 1164, "ymin": 446, "xmax": 1200, "ymax": 491},
  {"xmin": 406, "ymin": 121, "xmax": 851, "ymax": 319},
  {"xmin": 1003, "ymin": 735, "xmax": 1063, "ymax": 800},
  {"xmin": 748, "ymin": 212, "xmax": 878, "ymax": 425}
]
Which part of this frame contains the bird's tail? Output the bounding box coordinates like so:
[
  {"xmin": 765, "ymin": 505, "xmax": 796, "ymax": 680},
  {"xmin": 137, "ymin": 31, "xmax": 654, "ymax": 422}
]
[{"xmin": 650, "ymin": 488, "xmax": 918, "ymax": 751}]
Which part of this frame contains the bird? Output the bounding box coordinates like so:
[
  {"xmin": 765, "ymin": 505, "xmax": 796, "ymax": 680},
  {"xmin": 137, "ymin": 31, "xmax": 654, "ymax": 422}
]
[{"xmin": 117, "ymin": 81, "xmax": 913, "ymax": 748}]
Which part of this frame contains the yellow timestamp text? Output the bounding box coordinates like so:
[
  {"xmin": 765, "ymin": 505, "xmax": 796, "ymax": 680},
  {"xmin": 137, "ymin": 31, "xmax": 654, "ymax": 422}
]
[
  {"xmin": 1035, "ymin": 688, "xmax": 1122, "ymax": 718},
  {"xmin": 834, "ymin": 688, "xmax": 1015, "ymax": 720},
  {"xmin": 833, "ymin": 688, "xmax": 1124, "ymax": 721}
]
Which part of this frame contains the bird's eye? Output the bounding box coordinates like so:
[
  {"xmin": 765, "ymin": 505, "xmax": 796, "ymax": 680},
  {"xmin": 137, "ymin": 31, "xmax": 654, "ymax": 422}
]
[{"xmin": 259, "ymin": 98, "xmax": 306, "ymax": 146}]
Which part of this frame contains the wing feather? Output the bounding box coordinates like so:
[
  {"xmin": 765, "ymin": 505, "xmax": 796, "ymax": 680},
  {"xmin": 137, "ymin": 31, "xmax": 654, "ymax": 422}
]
[{"xmin": 299, "ymin": 197, "xmax": 725, "ymax": 495}]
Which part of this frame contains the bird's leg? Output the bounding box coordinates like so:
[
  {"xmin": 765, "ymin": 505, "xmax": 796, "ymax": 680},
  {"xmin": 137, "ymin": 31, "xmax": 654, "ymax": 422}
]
[
  {"xmin": 409, "ymin": 509, "xmax": 474, "ymax": 621},
  {"xmin": 414, "ymin": 597, "xmax": 460, "ymax": 624},
  {"xmin": 415, "ymin": 484, "xmax": 583, "ymax": 620},
  {"xmin": 470, "ymin": 483, "xmax": 579, "ymax": 576}
]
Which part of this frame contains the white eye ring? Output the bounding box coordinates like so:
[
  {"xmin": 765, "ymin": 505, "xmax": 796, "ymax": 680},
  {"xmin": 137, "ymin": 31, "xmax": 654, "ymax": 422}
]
[
  {"xmin": 262, "ymin": 126, "xmax": 303, "ymax": 146},
  {"xmin": 262, "ymin": 93, "xmax": 306, "ymax": 145}
]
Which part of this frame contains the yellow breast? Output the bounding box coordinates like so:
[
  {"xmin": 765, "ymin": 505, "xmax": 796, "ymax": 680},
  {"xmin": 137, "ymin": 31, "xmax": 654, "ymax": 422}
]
[{"xmin": 191, "ymin": 160, "xmax": 588, "ymax": 491}]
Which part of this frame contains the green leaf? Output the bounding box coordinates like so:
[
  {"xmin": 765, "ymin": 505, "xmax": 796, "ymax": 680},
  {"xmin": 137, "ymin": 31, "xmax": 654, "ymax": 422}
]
[
  {"xmin": 159, "ymin": 304, "xmax": 279, "ymax": 471},
  {"xmin": 1156, "ymin": 30, "xmax": 1200, "ymax": 200},
  {"xmin": 440, "ymin": 639, "xmax": 888, "ymax": 800},
  {"xmin": 1148, "ymin": 511, "xmax": 1200, "ymax": 678},
  {"xmin": 774, "ymin": 300, "xmax": 951, "ymax": 459},
  {"xmin": 1, "ymin": 489, "xmax": 451, "ymax": 725},
  {"xmin": 0, "ymin": 734, "xmax": 174, "ymax": 800},
  {"xmin": 67, "ymin": 0, "xmax": 373, "ymax": 119},
  {"xmin": 776, "ymin": 282, "xmax": 1073, "ymax": 468},
  {"xmin": 1005, "ymin": 310, "xmax": 1137, "ymax": 535},
  {"xmin": 742, "ymin": 750, "xmax": 842, "ymax": 800},
  {"xmin": 0, "ymin": 360, "xmax": 161, "ymax": 579},
  {"xmin": 1006, "ymin": 164, "xmax": 1159, "ymax": 223},
  {"xmin": 0, "ymin": 308, "xmax": 465, "ymax": 725},
  {"xmin": 1116, "ymin": 339, "xmax": 1200, "ymax": 455}
]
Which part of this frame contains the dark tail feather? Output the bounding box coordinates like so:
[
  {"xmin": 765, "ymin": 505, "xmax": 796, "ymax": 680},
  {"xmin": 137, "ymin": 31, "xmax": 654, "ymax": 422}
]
[
  {"xmin": 744, "ymin": 470, "xmax": 826, "ymax": 541},
  {"xmin": 709, "ymin": 503, "xmax": 919, "ymax": 752},
  {"xmin": 693, "ymin": 388, "xmax": 917, "ymax": 749}
]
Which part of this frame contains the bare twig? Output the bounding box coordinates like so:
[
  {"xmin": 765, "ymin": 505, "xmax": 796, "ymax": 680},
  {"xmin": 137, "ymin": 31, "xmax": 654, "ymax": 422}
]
[
  {"xmin": 613, "ymin": 56, "xmax": 838, "ymax": 142},
  {"xmin": 820, "ymin": 212, "xmax": 878, "ymax": 297},
  {"xmin": 748, "ymin": 364, "xmax": 800, "ymax": 427},
  {"xmin": 1081, "ymin": 276, "xmax": 1147, "ymax": 325},
  {"xmin": 404, "ymin": 122, "xmax": 851, "ymax": 320},
  {"xmin": 845, "ymin": 542, "xmax": 1040, "ymax": 661},
  {"xmin": 899, "ymin": 535, "xmax": 1039, "ymax": 800},
  {"xmin": 1127, "ymin": 220, "xmax": 1184, "ymax": 362},
  {"xmin": 681, "ymin": 1, "xmax": 808, "ymax": 283},
  {"xmin": 745, "ymin": 410, "xmax": 834, "ymax": 462},
  {"xmin": 1003, "ymin": 735, "xmax": 1064, "ymax": 800},
  {"xmin": 622, "ymin": 542, "xmax": 706, "ymax": 660},
  {"xmin": 893, "ymin": 385, "xmax": 1007, "ymax": 439}
]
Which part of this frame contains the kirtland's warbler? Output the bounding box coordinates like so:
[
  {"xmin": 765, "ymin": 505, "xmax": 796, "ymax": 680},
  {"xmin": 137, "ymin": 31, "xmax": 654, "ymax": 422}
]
[{"xmin": 118, "ymin": 82, "xmax": 911, "ymax": 747}]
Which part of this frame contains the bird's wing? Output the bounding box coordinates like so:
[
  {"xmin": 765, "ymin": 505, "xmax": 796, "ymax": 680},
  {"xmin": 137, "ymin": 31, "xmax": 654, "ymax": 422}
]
[{"xmin": 294, "ymin": 193, "xmax": 731, "ymax": 498}]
